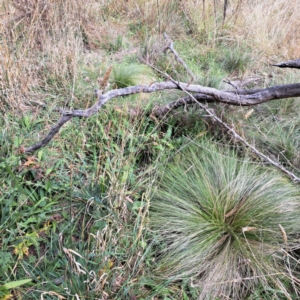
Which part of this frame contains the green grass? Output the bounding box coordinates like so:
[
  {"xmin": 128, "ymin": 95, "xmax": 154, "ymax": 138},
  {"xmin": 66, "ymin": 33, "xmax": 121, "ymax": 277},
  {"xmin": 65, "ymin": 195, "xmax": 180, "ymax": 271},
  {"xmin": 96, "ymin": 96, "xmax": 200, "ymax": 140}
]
[
  {"xmin": 2, "ymin": 50, "xmax": 300, "ymax": 300},
  {"xmin": 220, "ymin": 45, "xmax": 252, "ymax": 74},
  {"xmin": 0, "ymin": 107, "xmax": 195, "ymax": 299},
  {"xmin": 241, "ymin": 94, "xmax": 300, "ymax": 176},
  {"xmin": 150, "ymin": 140, "xmax": 300, "ymax": 299}
]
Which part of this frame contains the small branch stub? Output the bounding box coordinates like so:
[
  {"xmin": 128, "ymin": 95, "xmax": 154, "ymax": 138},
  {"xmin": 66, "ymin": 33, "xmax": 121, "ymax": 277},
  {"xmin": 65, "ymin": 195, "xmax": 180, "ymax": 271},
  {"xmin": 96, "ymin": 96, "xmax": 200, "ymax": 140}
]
[{"xmin": 273, "ymin": 59, "xmax": 300, "ymax": 69}]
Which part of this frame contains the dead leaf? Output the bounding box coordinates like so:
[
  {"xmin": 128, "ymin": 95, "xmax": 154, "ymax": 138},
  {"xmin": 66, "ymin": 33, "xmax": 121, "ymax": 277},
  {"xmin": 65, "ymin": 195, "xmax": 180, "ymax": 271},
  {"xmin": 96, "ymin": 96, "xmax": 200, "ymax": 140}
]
[
  {"xmin": 41, "ymin": 291, "xmax": 66, "ymax": 300},
  {"xmin": 225, "ymin": 197, "xmax": 246, "ymax": 219},
  {"xmin": 23, "ymin": 156, "xmax": 38, "ymax": 167},
  {"xmin": 125, "ymin": 196, "xmax": 134, "ymax": 203},
  {"xmin": 244, "ymin": 109, "xmax": 254, "ymax": 119},
  {"xmin": 242, "ymin": 227, "xmax": 257, "ymax": 233},
  {"xmin": 49, "ymin": 213, "xmax": 63, "ymax": 221},
  {"xmin": 19, "ymin": 145, "xmax": 25, "ymax": 154},
  {"xmin": 278, "ymin": 224, "xmax": 287, "ymax": 243}
]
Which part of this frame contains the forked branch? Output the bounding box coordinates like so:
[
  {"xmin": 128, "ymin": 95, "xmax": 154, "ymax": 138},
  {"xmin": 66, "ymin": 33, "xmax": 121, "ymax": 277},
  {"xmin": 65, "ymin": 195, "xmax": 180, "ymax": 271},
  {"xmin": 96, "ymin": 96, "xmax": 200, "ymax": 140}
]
[
  {"xmin": 24, "ymin": 81, "xmax": 300, "ymax": 153},
  {"xmin": 163, "ymin": 32, "xmax": 195, "ymax": 84}
]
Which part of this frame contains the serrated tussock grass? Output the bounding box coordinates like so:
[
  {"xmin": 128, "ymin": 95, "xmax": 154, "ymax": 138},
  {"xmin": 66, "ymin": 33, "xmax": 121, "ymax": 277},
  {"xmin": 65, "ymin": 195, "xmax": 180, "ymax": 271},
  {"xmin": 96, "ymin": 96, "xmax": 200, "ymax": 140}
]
[
  {"xmin": 150, "ymin": 141, "xmax": 300, "ymax": 299},
  {"xmin": 220, "ymin": 46, "xmax": 252, "ymax": 74},
  {"xmin": 112, "ymin": 63, "xmax": 154, "ymax": 89}
]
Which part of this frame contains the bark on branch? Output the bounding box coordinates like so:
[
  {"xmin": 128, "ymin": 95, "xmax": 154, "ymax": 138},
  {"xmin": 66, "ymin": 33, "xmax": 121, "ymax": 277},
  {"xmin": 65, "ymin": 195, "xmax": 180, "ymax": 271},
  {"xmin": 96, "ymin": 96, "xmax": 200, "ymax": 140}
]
[{"xmin": 152, "ymin": 83, "xmax": 300, "ymax": 116}]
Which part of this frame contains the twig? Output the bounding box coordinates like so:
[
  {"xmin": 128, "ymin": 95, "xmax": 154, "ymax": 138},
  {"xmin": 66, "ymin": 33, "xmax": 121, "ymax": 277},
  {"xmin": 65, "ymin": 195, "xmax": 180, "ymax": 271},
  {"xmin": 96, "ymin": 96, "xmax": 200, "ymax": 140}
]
[
  {"xmin": 223, "ymin": 78, "xmax": 239, "ymax": 89},
  {"xmin": 223, "ymin": 0, "xmax": 229, "ymax": 25}
]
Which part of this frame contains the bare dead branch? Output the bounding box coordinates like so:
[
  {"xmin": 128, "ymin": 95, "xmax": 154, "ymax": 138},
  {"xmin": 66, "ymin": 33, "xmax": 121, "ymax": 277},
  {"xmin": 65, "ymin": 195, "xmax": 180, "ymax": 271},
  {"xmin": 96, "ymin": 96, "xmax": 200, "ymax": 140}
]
[
  {"xmin": 152, "ymin": 82, "xmax": 300, "ymax": 116},
  {"xmin": 274, "ymin": 59, "xmax": 300, "ymax": 69},
  {"xmin": 24, "ymin": 31, "xmax": 300, "ymax": 165},
  {"xmin": 24, "ymin": 80, "xmax": 300, "ymax": 153},
  {"xmin": 24, "ymin": 114, "xmax": 74, "ymax": 153},
  {"xmin": 223, "ymin": 0, "xmax": 229, "ymax": 24},
  {"xmin": 163, "ymin": 33, "xmax": 195, "ymax": 84}
]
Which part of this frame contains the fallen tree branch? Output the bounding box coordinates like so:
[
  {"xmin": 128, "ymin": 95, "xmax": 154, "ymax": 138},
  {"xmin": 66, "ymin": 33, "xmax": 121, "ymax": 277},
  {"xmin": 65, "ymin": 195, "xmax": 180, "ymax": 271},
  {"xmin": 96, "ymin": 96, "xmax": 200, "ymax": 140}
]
[
  {"xmin": 24, "ymin": 114, "xmax": 73, "ymax": 153},
  {"xmin": 152, "ymin": 83, "xmax": 300, "ymax": 116},
  {"xmin": 24, "ymin": 31, "xmax": 300, "ymax": 159},
  {"xmin": 24, "ymin": 80, "xmax": 300, "ymax": 153},
  {"xmin": 170, "ymin": 82, "xmax": 300, "ymax": 182}
]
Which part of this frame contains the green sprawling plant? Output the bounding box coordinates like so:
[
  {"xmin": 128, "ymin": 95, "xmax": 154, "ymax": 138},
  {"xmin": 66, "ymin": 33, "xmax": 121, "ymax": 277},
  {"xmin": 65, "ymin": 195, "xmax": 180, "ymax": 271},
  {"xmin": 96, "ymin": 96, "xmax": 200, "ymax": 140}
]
[
  {"xmin": 0, "ymin": 279, "xmax": 32, "ymax": 300},
  {"xmin": 150, "ymin": 140, "xmax": 300, "ymax": 299},
  {"xmin": 0, "ymin": 108, "xmax": 185, "ymax": 299}
]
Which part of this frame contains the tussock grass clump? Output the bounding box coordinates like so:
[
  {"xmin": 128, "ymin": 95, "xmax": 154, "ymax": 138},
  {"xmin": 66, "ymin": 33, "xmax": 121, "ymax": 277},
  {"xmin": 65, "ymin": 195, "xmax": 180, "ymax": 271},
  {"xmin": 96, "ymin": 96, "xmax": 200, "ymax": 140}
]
[
  {"xmin": 196, "ymin": 64, "xmax": 225, "ymax": 89},
  {"xmin": 112, "ymin": 63, "xmax": 154, "ymax": 89},
  {"xmin": 151, "ymin": 141, "xmax": 300, "ymax": 299},
  {"xmin": 220, "ymin": 46, "xmax": 252, "ymax": 74}
]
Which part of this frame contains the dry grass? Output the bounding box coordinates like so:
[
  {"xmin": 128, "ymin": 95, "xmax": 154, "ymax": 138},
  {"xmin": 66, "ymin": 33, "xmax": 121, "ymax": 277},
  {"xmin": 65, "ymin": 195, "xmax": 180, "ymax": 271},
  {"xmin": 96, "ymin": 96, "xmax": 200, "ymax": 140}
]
[
  {"xmin": 181, "ymin": 0, "xmax": 300, "ymax": 59},
  {"xmin": 0, "ymin": 0, "xmax": 123, "ymax": 112},
  {"xmin": 101, "ymin": 0, "xmax": 184, "ymax": 36},
  {"xmin": 236, "ymin": 0, "xmax": 300, "ymax": 59},
  {"xmin": 0, "ymin": 0, "xmax": 299, "ymax": 112},
  {"xmin": 1, "ymin": 2, "xmax": 300, "ymax": 298}
]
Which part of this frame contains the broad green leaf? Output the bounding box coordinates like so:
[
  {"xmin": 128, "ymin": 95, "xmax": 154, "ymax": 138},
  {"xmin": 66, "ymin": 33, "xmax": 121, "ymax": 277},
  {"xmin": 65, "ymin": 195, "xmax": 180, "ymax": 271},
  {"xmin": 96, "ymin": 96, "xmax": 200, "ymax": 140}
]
[{"xmin": 3, "ymin": 279, "xmax": 32, "ymax": 289}]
